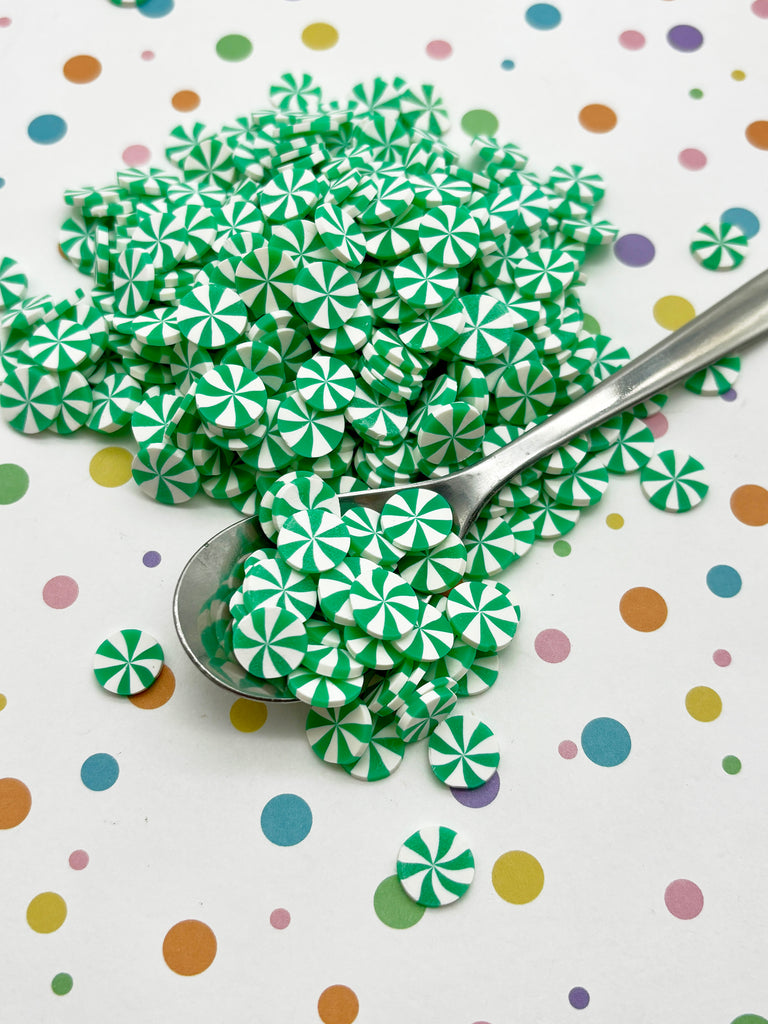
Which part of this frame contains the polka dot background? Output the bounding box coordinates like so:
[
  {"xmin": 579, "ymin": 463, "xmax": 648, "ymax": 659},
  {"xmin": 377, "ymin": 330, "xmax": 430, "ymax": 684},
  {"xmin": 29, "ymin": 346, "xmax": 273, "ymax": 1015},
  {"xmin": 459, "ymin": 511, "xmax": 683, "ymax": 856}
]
[{"xmin": 1, "ymin": 1, "xmax": 767, "ymax": 1020}]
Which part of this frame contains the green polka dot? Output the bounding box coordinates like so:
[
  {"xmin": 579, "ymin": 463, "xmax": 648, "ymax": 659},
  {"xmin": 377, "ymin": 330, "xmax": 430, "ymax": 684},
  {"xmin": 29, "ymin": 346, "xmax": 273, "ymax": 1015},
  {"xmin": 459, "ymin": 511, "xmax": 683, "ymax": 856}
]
[
  {"xmin": 689, "ymin": 88, "xmax": 704, "ymax": 100},
  {"xmin": 722, "ymin": 755, "xmax": 742, "ymax": 775},
  {"xmin": 582, "ymin": 313, "xmax": 600, "ymax": 334},
  {"xmin": 460, "ymin": 108, "xmax": 499, "ymax": 137},
  {"xmin": 0, "ymin": 463, "xmax": 29, "ymax": 504},
  {"xmin": 215, "ymin": 33, "xmax": 253, "ymax": 61},
  {"xmin": 373, "ymin": 874, "xmax": 425, "ymax": 929},
  {"xmin": 553, "ymin": 540, "xmax": 571, "ymax": 557},
  {"xmin": 51, "ymin": 973, "xmax": 73, "ymax": 996}
]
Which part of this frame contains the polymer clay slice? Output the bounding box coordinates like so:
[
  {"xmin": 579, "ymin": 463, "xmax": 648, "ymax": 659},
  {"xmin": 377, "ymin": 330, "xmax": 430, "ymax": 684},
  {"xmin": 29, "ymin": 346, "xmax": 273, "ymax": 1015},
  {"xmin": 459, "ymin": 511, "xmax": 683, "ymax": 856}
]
[
  {"xmin": 131, "ymin": 442, "xmax": 201, "ymax": 504},
  {"xmin": 684, "ymin": 355, "xmax": 740, "ymax": 396},
  {"xmin": 398, "ymin": 532, "xmax": 468, "ymax": 593},
  {"xmin": 0, "ymin": 256, "xmax": 28, "ymax": 310},
  {"xmin": 604, "ymin": 415, "xmax": 654, "ymax": 473},
  {"xmin": 445, "ymin": 580, "xmax": 521, "ymax": 652},
  {"xmin": 232, "ymin": 605, "xmax": 308, "ymax": 678},
  {"xmin": 27, "ymin": 318, "xmax": 91, "ymax": 371},
  {"xmin": 93, "ymin": 628, "xmax": 164, "ymax": 696},
  {"xmin": 690, "ymin": 222, "xmax": 748, "ymax": 271},
  {"xmin": 543, "ymin": 455, "xmax": 610, "ymax": 508},
  {"xmin": 344, "ymin": 715, "xmax": 406, "ymax": 781},
  {"xmin": 380, "ymin": 487, "xmax": 454, "ymax": 553},
  {"xmin": 287, "ymin": 667, "xmax": 363, "ymax": 709},
  {"xmin": 317, "ymin": 557, "xmax": 373, "ymax": 626},
  {"xmin": 295, "ymin": 354, "xmax": 356, "ymax": 412},
  {"xmin": 277, "ymin": 508, "xmax": 351, "ymax": 574},
  {"xmin": 87, "ymin": 371, "xmax": 142, "ymax": 433},
  {"xmin": 293, "ymin": 261, "xmax": 360, "ymax": 330},
  {"xmin": 0, "ymin": 365, "xmax": 62, "ymax": 434},
  {"xmin": 455, "ymin": 652, "xmax": 499, "ymax": 698},
  {"xmin": 452, "ymin": 294, "xmax": 514, "ymax": 362},
  {"xmin": 428, "ymin": 715, "xmax": 500, "ymax": 788},
  {"xmin": 342, "ymin": 506, "xmax": 401, "ymax": 566},
  {"xmin": 112, "ymin": 246, "xmax": 155, "ymax": 316},
  {"xmin": 314, "ymin": 202, "xmax": 366, "ymax": 267},
  {"xmin": 392, "ymin": 601, "xmax": 454, "ymax": 662},
  {"xmin": 194, "ymin": 364, "xmax": 267, "ymax": 431},
  {"xmin": 305, "ymin": 700, "xmax": 373, "ymax": 764},
  {"xmin": 463, "ymin": 516, "xmax": 518, "ymax": 577},
  {"xmin": 395, "ymin": 683, "xmax": 457, "ymax": 744},
  {"xmin": 396, "ymin": 825, "xmax": 475, "ymax": 907},
  {"xmin": 417, "ymin": 402, "xmax": 485, "ymax": 466},
  {"xmin": 52, "ymin": 370, "xmax": 92, "ymax": 435},
  {"xmin": 276, "ymin": 392, "xmax": 345, "ymax": 458},
  {"xmin": 418, "ymin": 204, "xmax": 480, "ymax": 268},
  {"xmin": 349, "ymin": 566, "xmax": 420, "ymax": 640},
  {"xmin": 242, "ymin": 555, "xmax": 317, "ymax": 620},
  {"xmin": 176, "ymin": 283, "xmax": 247, "ymax": 349},
  {"xmin": 392, "ymin": 253, "xmax": 459, "ymax": 310},
  {"xmin": 640, "ymin": 449, "xmax": 709, "ymax": 512}
]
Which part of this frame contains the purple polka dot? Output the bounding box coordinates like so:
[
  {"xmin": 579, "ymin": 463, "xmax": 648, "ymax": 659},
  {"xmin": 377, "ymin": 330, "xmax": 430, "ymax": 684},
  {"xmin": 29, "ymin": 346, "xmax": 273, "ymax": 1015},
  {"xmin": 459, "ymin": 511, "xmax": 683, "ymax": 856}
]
[
  {"xmin": 143, "ymin": 550, "xmax": 161, "ymax": 567},
  {"xmin": 619, "ymin": 30, "xmax": 645, "ymax": 50},
  {"xmin": 559, "ymin": 740, "xmax": 578, "ymax": 759},
  {"xmin": 569, "ymin": 987, "xmax": 590, "ymax": 1009},
  {"xmin": 451, "ymin": 771, "xmax": 500, "ymax": 807},
  {"xmin": 679, "ymin": 148, "xmax": 707, "ymax": 170},
  {"xmin": 667, "ymin": 24, "xmax": 704, "ymax": 52},
  {"xmin": 613, "ymin": 233, "xmax": 655, "ymax": 267},
  {"xmin": 722, "ymin": 388, "xmax": 737, "ymax": 402},
  {"xmin": 713, "ymin": 648, "xmax": 732, "ymax": 667}
]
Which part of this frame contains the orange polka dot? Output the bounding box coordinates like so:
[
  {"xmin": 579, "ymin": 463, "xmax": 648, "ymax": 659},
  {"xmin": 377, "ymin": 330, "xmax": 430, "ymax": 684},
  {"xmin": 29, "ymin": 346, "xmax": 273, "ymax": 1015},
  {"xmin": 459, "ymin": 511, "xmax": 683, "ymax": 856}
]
[
  {"xmin": 129, "ymin": 665, "xmax": 175, "ymax": 709},
  {"xmin": 172, "ymin": 90, "xmax": 200, "ymax": 112},
  {"xmin": 619, "ymin": 587, "xmax": 668, "ymax": 632},
  {"xmin": 730, "ymin": 484, "xmax": 768, "ymax": 526},
  {"xmin": 0, "ymin": 778, "xmax": 31, "ymax": 829},
  {"xmin": 162, "ymin": 920, "xmax": 217, "ymax": 976},
  {"xmin": 63, "ymin": 55, "xmax": 102, "ymax": 84},
  {"xmin": 746, "ymin": 120, "xmax": 768, "ymax": 150},
  {"xmin": 301, "ymin": 22, "xmax": 339, "ymax": 50},
  {"xmin": 578, "ymin": 103, "xmax": 617, "ymax": 133},
  {"xmin": 317, "ymin": 985, "xmax": 359, "ymax": 1024}
]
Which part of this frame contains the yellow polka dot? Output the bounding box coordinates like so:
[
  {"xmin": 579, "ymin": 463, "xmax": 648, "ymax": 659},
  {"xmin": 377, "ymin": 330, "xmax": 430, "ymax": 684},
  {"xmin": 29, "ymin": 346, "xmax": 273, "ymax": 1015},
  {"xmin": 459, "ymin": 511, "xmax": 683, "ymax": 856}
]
[
  {"xmin": 230, "ymin": 698, "xmax": 268, "ymax": 732},
  {"xmin": 731, "ymin": 69, "xmax": 746, "ymax": 81},
  {"xmin": 0, "ymin": 694, "xmax": 6, "ymax": 711},
  {"xmin": 685, "ymin": 685, "xmax": 722, "ymax": 722},
  {"xmin": 606, "ymin": 513, "xmax": 624, "ymax": 530},
  {"xmin": 89, "ymin": 447, "xmax": 133, "ymax": 487},
  {"xmin": 301, "ymin": 22, "xmax": 339, "ymax": 50},
  {"xmin": 492, "ymin": 850, "xmax": 544, "ymax": 904},
  {"xmin": 653, "ymin": 296, "xmax": 696, "ymax": 331},
  {"xmin": 27, "ymin": 892, "xmax": 67, "ymax": 933}
]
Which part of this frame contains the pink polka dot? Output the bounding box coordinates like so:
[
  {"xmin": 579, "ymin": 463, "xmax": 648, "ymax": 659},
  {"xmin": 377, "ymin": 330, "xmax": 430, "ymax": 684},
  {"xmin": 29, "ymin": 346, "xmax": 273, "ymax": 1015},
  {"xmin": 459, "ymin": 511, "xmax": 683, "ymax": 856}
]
[
  {"xmin": 619, "ymin": 30, "xmax": 645, "ymax": 50},
  {"xmin": 643, "ymin": 411, "xmax": 668, "ymax": 439},
  {"xmin": 69, "ymin": 849, "xmax": 89, "ymax": 870},
  {"xmin": 534, "ymin": 628, "xmax": 571, "ymax": 663},
  {"xmin": 426, "ymin": 39, "xmax": 453, "ymax": 59},
  {"xmin": 678, "ymin": 148, "xmax": 707, "ymax": 170},
  {"xmin": 122, "ymin": 144, "xmax": 151, "ymax": 166},
  {"xmin": 141, "ymin": 50, "xmax": 155, "ymax": 60},
  {"xmin": 0, "ymin": 16, "xmax": 11, "ymax": 27},
  {"xmin": 42, "ymin": 575, "xmax": 79, "ymax": 609},
  {"xmin": 664, "ymin": 878, "xmax": 704, "ymax": 919},
  {"xmin": 559, "ymin": 740, "xmax": 578, "ymax": 759},
  {"xmin": 270, "ymin": 908, "xmax": 290, "ymax": 929},
  {"xmin": 713, "ymin": 648, "xmax": 732, "ymax": 667},
  {"xmin": 752, "ymin": 0, "xmax": 768, "ymax": 16}
]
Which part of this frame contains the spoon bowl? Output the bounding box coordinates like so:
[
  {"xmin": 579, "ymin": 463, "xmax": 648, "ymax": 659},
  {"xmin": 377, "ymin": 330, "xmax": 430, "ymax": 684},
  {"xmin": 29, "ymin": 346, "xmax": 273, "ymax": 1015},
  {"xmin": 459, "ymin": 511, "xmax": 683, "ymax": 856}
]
[{"xmin": 174, "ymin": 269, "xmax": 768, "ymax": 700}]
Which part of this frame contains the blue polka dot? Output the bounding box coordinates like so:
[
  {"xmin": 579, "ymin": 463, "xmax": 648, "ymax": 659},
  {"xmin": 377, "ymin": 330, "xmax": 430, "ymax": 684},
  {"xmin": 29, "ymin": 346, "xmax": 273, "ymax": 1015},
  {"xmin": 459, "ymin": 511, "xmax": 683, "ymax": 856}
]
[
  {"xmin": 260, "ymin": 793, "xmax": 312, "ymax": 846},
  {"xmin": 721, "ymin": 206, "xmax": 760, "ymax": 239},
  {"xmin": 80, "ymin": 753, "xmax": 119, "ymax": 791},
  {"xmin": 501, "ymin": 59, "xmax": 516, "ymax": 70},
  {"xmin": 138, "ymin": 0, "xmax": 175, "ymax": 17},
  {"xmin": 706, "ymin": 564, "xmax": 742, "ymax": 598},
  {"xmin": 525, "ymin": 3, "xmax": 562, "ymax": 30},
  {"xmin": 27, "ymin": 115, "xmax": 68, "ymax": 145},
  {"xmin": 0, "ymin": 177, "xmax": 5, "ymax": 189},
  {"xmin": 581, "ymin": 718, "xmax": 631, "ymax": 767}
]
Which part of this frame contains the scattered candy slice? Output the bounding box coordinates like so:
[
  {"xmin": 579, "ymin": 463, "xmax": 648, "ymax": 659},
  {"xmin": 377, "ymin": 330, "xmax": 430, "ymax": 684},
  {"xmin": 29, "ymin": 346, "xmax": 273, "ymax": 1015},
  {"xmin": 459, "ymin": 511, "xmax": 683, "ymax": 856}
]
[
  {"xmin": 0, "ymin": 365, "xmax": 62, "ymax": 434},
  {"xmin": 380, "ymin": 487, "xmax": 454, "ymax": 552},
  {"xmin": 93, "ymin": 628, "xmax": 164, "ymax": 696},
  {"xmin": 428, "ymin": 714, "xmax": 500, "ymax": 788},
  {"xmin": 396, "ymin": 825, "xmax": 475, "ymax": 907},
  {"xmin": 445, "ymin": 580, "xmax": 521, "ymax": 652},
  {"xmin": 343, "ymin": 715, "xmax": 406, "ymax": 781},
  {"xmin": 690, "ymin": 222, "xmax": 748, "ymax": 271},
  {"xmin": 131, "ymin": 442, "xmax": 201, "ymax": 504},
  {"xmin": 305, "ymin": 700, "xmax": 373, "ymax": 764},
  {"xmin": 640, "ymin": 449, "xmax": 709, "ymax": 512}
]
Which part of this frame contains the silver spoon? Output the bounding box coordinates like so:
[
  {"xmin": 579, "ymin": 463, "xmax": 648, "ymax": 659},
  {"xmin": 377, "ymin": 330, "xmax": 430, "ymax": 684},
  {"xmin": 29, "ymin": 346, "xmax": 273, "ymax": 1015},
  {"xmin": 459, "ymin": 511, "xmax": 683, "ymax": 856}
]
[{"xmin": 174, "ymin": 269, "xmax": 768, "ymax": 701}]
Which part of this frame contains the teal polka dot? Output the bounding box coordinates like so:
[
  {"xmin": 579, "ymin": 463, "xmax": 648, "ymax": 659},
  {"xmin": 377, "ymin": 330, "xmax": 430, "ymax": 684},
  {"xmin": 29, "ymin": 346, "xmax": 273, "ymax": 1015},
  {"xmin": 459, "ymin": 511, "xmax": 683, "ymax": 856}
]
[
  {"xmin": 525, "ymin": 3, "xmax": 562, "ymax": 29},
  {"xmin": 80, "ymin": 753, "xmax": 119, "ymax": 791},
  {"xmin": 706, "ymin": 564, "xmax": 742, "ymax": 598},
  {"xmin": 581, "ymin": 717, "xmax": 631, "ymax": 767},
  {"xmin": 27, "ymin": 115, "xmax": 68, "ymax": 145},
  {"xmin": 260, "ymin": 793, "xmax": 312, "ymax": 846}
]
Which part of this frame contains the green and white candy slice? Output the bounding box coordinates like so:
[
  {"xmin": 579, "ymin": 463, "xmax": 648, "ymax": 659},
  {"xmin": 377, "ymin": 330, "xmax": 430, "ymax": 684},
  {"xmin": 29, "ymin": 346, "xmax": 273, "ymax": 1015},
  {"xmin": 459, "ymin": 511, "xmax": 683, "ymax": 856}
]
[
  {"xmin": 276, "ymin": 392, "xmax": 345, "ymax": 458},
  {"xmin": 428, "ymin": 715, "xmax": 500, "ymax": 789},
  {"xmin": 314, "ymin": 202, "xmax": 366, "ymax": 267},
  {"xmin": 684, "ymin": 355, "xmax": 740, "ymax": 396},
  {"xmin": 176, "ymin": 283, "xmax": 247, "ymax": 349},
  {"xmin": 233, "ymin": 606, "xmax": 308, "ymax": 678},
  {"xmin": 131, "ymin": 391, "xmax": 182, "ymax": 447},
  {"xmin": 396, "ymin": 825, "xmax": 475, "ymax": 908},
  {"xmin": 0, "ymin": 365, "xmax": 62, "ymax": 434},
  {"xmin": 27, "ymin": 318, "xmax": 92, "ymax": 372},
  {"xmin": 131, "ymin": 211, "xmax": 187, "ymax": 272},
  {"xmin": 445, "ymin": 580, "xmax": 521, "ymax": 653},
  {"xmin": 131, "ymin": 442, "xmax": 201, "ymax": 504},
  {"xmin": 398, "ymin": 532, "xmax": 468, "ymax": 593},
  {"xmin": 452, "ymin": 294, "xmax": 514, "ymax": 362},
  {"xmin": 302, "ymin": 642, "xmax": 365, "ymax": 681},
  {"xmin": 260, "ymin": 163, "xmax": 321, "ymax": 222},
  {"xmin": 349, "ymin": 566, "xmax": 420, "ymax": 640},
  {"xmin": 603, "ymin": 415, "xmax": 654, "ymax": 473},
  {"xmin": 398, "ymin": 297, "xmax": 466, "ymax": 354},
  {"xmin": 549, "ymin": 164, "xmax": 605, "ymax": 205},
  {"xmin": 51, "ymin": 370, "xmax": 93, "ymax": 435},
  {"xmin": 269, "ymin": 72, "xmax": 322, "ymax": 113},
  {"xmin": 463, "ymin": 516, "xmax": 519, "ymax": 578},
  {"xmin": 194, "ymin": 364, "xmax": 267, "ymax": 431},
  {"xmin": 690, "ymin": 222, "xmax": 748, "ymax": 271},
  {"xmin": 380, "ymin": 487, "xmax": 454, "ymax": 553},
  {"xmin": 496, "ymin": 357, "xmax": 557, "ymax": 425},
  {"xmin": 417, "ymin": 401, "xmax": 485, "ymax": 466},
  {"xmin": 0, "ymin": 256, "xmax": 28, "ymax": 310},
  {"xmin": 514, "ymin": 248, "xmax": 578, "ymax": 299},
  {"xmin": 455, "ymin": 652, "xmax": 499, "ymax": 698},
  {"xmin": 343, "ymin": 625, "xmax": 402, "ymax": 671},
  {"xmin": 271, "ymin": 473, "xmax": 340, "ymax": 530},
  {"xmin": 287, "ymin": 667, "xmax": 363, "ymax": 709},
  {"xmin": 233, "ymin": 246, "xmax": 296, "ymax": 317},
  {"xmin": 640, "ymin": 449, "xmax": 709, "ymax": 512},
  {"xmin": 395, "ymin": 683, "xmax": 457, "ymax": 744},
  {"xmin": 543, "ymin": 455, "xmax": 610, "ymax": 508},
  {"xmin": 317, "ymin": 557, "xmax": 374, "ymax": 627},
  {"xmin": 112, "ymin": 246, "xmax": 155, "ymax": 316},
  {"xmin": 342, "ymin": 506, "xmax": 401, "ymax": 567},
  {"xmin": 343, "ymin": 715, "xmax": 406, "ymax": 782},
  {"xmin": 242, "ymin": 555, "xmax": 317, "ymax": 621},
  {"xmin": 392, "ymin": 253, "xmax": 459, "ymax": 310},
  {"xmin": 293, "ymin": 262, "xmax": 361, "ymax": 330},
  {"xmin": 392, "ymin": 601, "xmax": 454, "ymax": 663},
  {"xmin": 418, "ymin": 204, "xmax": 480, "ymax": 268},
  {"xmin": 133, "ymin": 306, "xmax": 181, "ymax": 348},
  {"xmin": 277, "ymin": 508, "xmax": 351, "ymax": 574},
  {"xmin": 93, "ymin": 628, "xmax": 164, "ymax": 696},
  {"xmin": 87, "ymin": 371, "xmax": 142, "ymax": 433},
  {"xmin": 295, "ymin": 355, "xmax": 357, "ymax": 412},
  {"xmin": 305, "ymin": 700, "xmax": 373, "ymax": 765}
]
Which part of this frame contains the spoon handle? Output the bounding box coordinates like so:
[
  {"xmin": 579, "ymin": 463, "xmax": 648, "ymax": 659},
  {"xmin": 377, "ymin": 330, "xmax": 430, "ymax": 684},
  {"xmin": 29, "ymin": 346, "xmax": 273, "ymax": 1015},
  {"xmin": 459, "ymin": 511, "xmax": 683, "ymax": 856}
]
[{"xmin": 447, "ymin": 266, "xmax": 768, "ymax": 529}]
